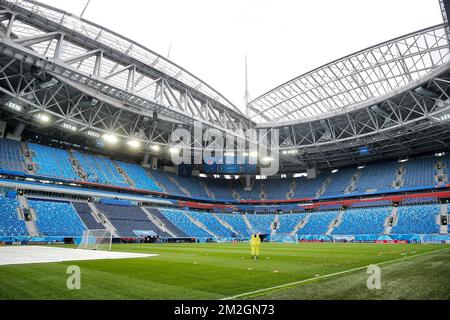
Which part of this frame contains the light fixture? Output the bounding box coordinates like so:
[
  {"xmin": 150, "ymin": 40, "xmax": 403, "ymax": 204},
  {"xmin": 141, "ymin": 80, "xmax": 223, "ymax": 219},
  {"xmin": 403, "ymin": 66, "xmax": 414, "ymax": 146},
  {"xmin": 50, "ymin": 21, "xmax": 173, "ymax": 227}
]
[
  {"xmin": 127, "ymin": 140, "xmax": 141, "ymax": 149},
  {"xmin": 169, "ymin": 147, "xmax": 180, "ymax": 154},
  {"xmin": 282, "ymin": 149, "xmax": 299, "ymax": 155},
  {"xmin": 293, "ymin": 173, "xmax": 307, "ymax": 178},
  {"xmin": 87, "ymin": 130, "xmax": 100, "ymax": 138},
  {"xmin": 398, "ymin": 158, "xmax": 408, "ymax": 163},
  {"xmin": 331, "ymin": 169, "xmax": 339, "ymax": 174},
  {"xmin": 261, "ymin": 156, "xmax": 273, "ymax": 164},
  {"xmin": 36, "ymin": 113, "xmax": 50, "ymax": 123},
  {"xmin": 103, "ymin": 134, "xmax": 118, "ymax": 144},
  {"xmin": 440, "ymin": 113, "xmax": 450, "ymax": 121},
  {"xmin": 150, "ymin": 145, "xmax": 161, "ymax": 152},
  {"xmin": 6, "ymin": 101, "xmax": 22, "ymax": 112},
  {"xmin": 357, "ymin": 165, "xmax": 365, "ymax": 170},
  {"xmin": 62, "ymin": 123, "xmax": 77, "ymax": 131}
]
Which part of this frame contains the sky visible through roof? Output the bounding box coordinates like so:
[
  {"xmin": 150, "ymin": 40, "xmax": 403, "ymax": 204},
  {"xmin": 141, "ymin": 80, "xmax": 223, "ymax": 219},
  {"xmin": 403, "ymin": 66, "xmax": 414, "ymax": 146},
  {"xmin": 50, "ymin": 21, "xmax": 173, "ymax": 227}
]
[{"xmin": 38, "ymin": 0, "xmax": 443, "ymax": 114}]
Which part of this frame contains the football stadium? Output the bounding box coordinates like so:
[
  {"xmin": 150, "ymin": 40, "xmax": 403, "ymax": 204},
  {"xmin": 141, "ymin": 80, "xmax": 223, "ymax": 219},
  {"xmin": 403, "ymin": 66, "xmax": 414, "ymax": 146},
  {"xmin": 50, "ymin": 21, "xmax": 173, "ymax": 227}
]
[{"xmin": 0, "ymin": 0, "xmax": 449, "ymax": 304}]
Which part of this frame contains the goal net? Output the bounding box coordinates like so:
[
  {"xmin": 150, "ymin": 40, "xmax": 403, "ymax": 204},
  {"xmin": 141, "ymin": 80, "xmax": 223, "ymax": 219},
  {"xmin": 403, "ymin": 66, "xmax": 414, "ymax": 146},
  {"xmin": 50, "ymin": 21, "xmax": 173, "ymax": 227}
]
[
  {"xmin": 269, "ymin": 233, "xmax": 299, "ymax": 243},
  {"xmin": 78, "ymin": 229, "xmax": 112, "ymax": 251},
  {"xmin": 332, "ymin": 235, "xmax": 356, "ymax": 243}
]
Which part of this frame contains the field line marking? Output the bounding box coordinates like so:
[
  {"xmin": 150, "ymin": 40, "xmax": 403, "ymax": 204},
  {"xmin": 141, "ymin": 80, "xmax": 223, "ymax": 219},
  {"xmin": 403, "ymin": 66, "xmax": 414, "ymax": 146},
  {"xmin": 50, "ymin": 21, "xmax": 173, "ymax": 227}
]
[{"xmin": 220, "ymin": 247, "xmax": 450, "ymax": 300}]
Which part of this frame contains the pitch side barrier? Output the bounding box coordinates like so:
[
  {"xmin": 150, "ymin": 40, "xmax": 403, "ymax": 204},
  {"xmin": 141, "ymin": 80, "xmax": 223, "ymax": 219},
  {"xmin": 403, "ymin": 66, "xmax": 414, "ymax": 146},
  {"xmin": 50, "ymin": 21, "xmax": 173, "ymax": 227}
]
[
  {"xmin": 2, "ymin": 234, "xmax": 449, "ymax": 245},
  {"xmin": 297, "ymin": 234, "xmax": 450, "ymax": 244}
]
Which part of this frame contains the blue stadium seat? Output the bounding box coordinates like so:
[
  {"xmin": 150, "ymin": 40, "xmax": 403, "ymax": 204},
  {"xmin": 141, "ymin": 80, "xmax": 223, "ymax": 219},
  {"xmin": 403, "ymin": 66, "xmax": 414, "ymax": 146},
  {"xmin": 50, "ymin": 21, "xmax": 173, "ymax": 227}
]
[
  {"xmin": 188, "ymin": 211, "xmax": 234, "ymax": 237},
  {"xmin": 204, "ymin": 180, "xmax": 236, "ymax": 200},
  {"xmin": 402, "ymin": 157, "xmax": 437, "ymax": 188},
  {"xmin": 72, "ymin": 202, "xmax": 104, "ymax": 230},
  {"xmin": 96, "ymin": 204, "xmax": 164, "ymax": 238},
  {"xmin": 160, "ymin": 209, "xmax": 211, "ymax": 237},
  {"xmin": 0, "ymin": 195, "xmax": 28, "ymax": 236},
  {"xmin": 73, "ymin": 151, "xmax": 129, "ymax": 187},
  {"xmin": 392, "ymin": 204, "xmax": 440, "ymax": 234},
  {"xmin": 150, "ymin": 170, "xmax": 185, "ymax": 196},
  {"xmin": 323, "ymin": 169, "xmax": 357, "ymax": 197},
  {"xmin": 216, "ymin": 213, "xmax": 250, "ymax": 236},
  {"xmin": 353, "ymin": 163, "xmax": 397, "ymax": 193},
  {"xmin": 29, "ymin": 143, "xmax": 80, "ymax": 180},
  {"xmin": 233, "ymin": 181, "xmax": 262, "ymax": 200},
  {"xmin": 116, "ymin": 161, "xmax": 162, "ymax": 192},
  {"xmin": 293, "ymin": 175, "xmax": 329, "ymax": 199},
  {"xmin": 332, "ymin": 207, "xmax": 391, "ymax": 235},
  {"xmin": 29, "ymin": 199, "xmax": 86, "ymax": 236},
  {"xmin": 277, "ymin": 213, "xmax": 306, "ymax": 234},
  {"xmin": 0, "ymin": 138, "xmax": 25, "ymax": 172},
  {"xmin": 246, "ymin": 214, "xmax": 275, "ymax": 234},
  {"xmin": 298, "ymin": 211, "xmax": 339, "ymax": 235}
]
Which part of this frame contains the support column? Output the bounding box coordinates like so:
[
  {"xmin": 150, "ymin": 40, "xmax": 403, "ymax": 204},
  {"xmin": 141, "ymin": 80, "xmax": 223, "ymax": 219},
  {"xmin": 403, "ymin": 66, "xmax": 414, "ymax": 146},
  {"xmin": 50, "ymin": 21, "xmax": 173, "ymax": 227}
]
[
  {"xmin": 13, "ymin": 122, "xmax": 26, "ymax": 137},
  {"xmin": 141, "ymin": 153, "xmax": 150, "ymax": 168},
  {"xmin": 151, "ymin": 158, "xmax": 158, "ymax": 170},
  {"xmin": 244, "ymin": 175, "xmax": 251, "ymax": 189},
  {"xmin": 7, "ymin": 122, "xmax": 25, "ymax": 141}
]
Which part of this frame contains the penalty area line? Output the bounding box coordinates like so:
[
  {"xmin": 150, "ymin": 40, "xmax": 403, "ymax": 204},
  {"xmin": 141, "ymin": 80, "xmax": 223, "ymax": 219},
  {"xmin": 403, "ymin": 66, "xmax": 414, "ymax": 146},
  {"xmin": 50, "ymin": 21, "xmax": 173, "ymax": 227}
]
[{"xmin": 220, "ymin": 247, "xmax": 450, "ymax": 300}]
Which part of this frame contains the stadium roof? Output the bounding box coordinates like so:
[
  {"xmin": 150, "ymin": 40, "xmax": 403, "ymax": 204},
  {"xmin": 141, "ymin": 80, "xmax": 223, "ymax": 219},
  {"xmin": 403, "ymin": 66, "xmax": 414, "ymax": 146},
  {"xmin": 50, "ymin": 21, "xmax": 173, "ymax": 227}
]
[
  {"xmin": 249, "ymin": 25, "xmax": 450, "ymax": 125},
  {"xmin": 1, "ymin": 0, "xmax": 243, "ymax": 116},
  {"xmin": 0, "ymin": 0, "xmax": 449, "ymax": 171}
]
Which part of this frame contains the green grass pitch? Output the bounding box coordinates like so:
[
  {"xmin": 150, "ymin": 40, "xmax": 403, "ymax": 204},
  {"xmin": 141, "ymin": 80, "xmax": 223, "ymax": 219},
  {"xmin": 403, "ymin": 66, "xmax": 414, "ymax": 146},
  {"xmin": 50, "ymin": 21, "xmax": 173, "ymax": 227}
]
[{"xmin": 0, "ymin": 243, "xmax": 449, "ymax": 300}]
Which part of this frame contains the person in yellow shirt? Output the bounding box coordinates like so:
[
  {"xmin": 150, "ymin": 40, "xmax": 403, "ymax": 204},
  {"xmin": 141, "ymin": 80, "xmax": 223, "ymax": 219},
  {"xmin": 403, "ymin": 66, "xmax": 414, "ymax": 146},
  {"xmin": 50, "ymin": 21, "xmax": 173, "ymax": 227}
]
[{"xmin": 251, "ymin": 233, "xmax": 261, "ymax": 259}]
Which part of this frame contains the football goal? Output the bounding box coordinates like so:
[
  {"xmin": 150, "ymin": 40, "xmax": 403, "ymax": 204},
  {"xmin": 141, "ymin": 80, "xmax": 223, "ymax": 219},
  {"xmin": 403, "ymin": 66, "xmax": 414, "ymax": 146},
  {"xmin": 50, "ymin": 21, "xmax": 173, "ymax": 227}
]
[
  {"xmin": 269, "ymin": 233, "xmax": 299, "ymax": 243},
  {"xmin": 78, "ymin": 229, "xmax": 112, "ymax": 251},
  {"xmin": 332, "ymin": 235, "xmax": 356, "ymax": 243}
]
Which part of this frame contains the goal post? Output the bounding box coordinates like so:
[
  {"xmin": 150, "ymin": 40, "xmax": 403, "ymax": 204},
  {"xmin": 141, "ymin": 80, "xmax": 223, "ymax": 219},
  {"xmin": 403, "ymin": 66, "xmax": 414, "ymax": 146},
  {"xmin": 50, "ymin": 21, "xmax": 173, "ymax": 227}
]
[
  {"xmin": 78, "ymin": 229, "xmax": 112, "ymax": 251},
  {"xmin": 332, "ymin": 235, "xmax": 356, "ymax": 243},
  {"xmin": 269, "ymin": 233, "xmax": 299, "ymax": 244}
]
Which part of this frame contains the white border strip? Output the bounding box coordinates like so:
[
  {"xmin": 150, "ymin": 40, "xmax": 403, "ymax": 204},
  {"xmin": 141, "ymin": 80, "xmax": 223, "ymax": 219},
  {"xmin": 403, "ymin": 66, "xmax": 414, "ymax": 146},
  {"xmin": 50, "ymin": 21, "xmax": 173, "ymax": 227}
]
[{"xmin": 221, "ymin": 247, "xmax": 450, "ymax": 300}]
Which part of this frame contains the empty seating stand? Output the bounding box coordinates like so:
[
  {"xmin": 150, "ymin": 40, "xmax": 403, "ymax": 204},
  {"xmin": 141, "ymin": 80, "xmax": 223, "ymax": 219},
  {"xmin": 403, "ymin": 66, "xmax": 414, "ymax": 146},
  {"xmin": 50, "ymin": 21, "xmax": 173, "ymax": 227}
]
[
  {"xmin": 29, "ymin": 143, "xmax": 80, "ymax": 180},
  {"xmin": 72, "ymin": 202, "xmax": 104, "ymax": 230},
  {"xmin": 297, "ymin": 211, "xmax": 339, "ymax": 236},
  {"xmin": 0, "ymin": 196, "xmax": 28, "ymax": 237},
  {"xmin": 188, "ymin": 211, "xmax": 233, "ymax": 237},
  {"xmin": 332, "ymin": 207, "xmax": 392, "ymax": 235},
  {"xmin": 265, "ymin": 179, "xmax": 292, "ymax": 200},
  {"xmin": 73, "ymin": 151, "xmax": 129, "ymax": 187},
  {"xmin": 234, "ymin": 181, "xmax": 262, "ymax": 200},
  {"xmin": 150, "ymin": 171, "xmax": 185, "ymax": 196},
  {"xmin": 392, "ymin": 204, "xmax": 440, "ymax": 234},
  {"xmin": 323, "ymin": 169, "xmax": 357, "ymax": 197},
  {"xmin": 160, "ymin": 209, "xmax": 211, "ymax": 238},
  {"xmin": 0, "ymin": 139, "xmax": 446, "ymax": 203},
  {"xmin": 0, "ymin": 138, "xmax": 25, "ymax": 172},
  {"xmin": 215, "ymin": 213, "xmax": 250, "ymax": 237},
  {"xmin": 277, "ymin": 213, "xmax": 306, "ymax": 234},
  {"xmin": 147, "ymin": 208, "xmax": 188, "ymax": 237},
  {"xmin": 246, "ymin": 214, "xmax": 275, "ymax": 234},
  {"xmin": 204, "ymin": 180, "xmax": 235, "ymax": 200},
  {"xmin": 96, "ymin": 204, "xmax": 163, "ymax": 238},
  {"xmin": 354, "ymin": 163, "xmax": 397, "ymax": 193},
  {"xmin": 117, "ymin": 161, "xmax": 162, "ymax": 192},
  {"xmin": 28, "ymin": 199, "xmax": 86, "ymax": 237},
  {"xmin": 403, "ymin": 157, "xmax": 437, "ymax": 188},
  {"xmin": 293, "ymin": 175, "xmax": 328, "ymax": 199}
]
